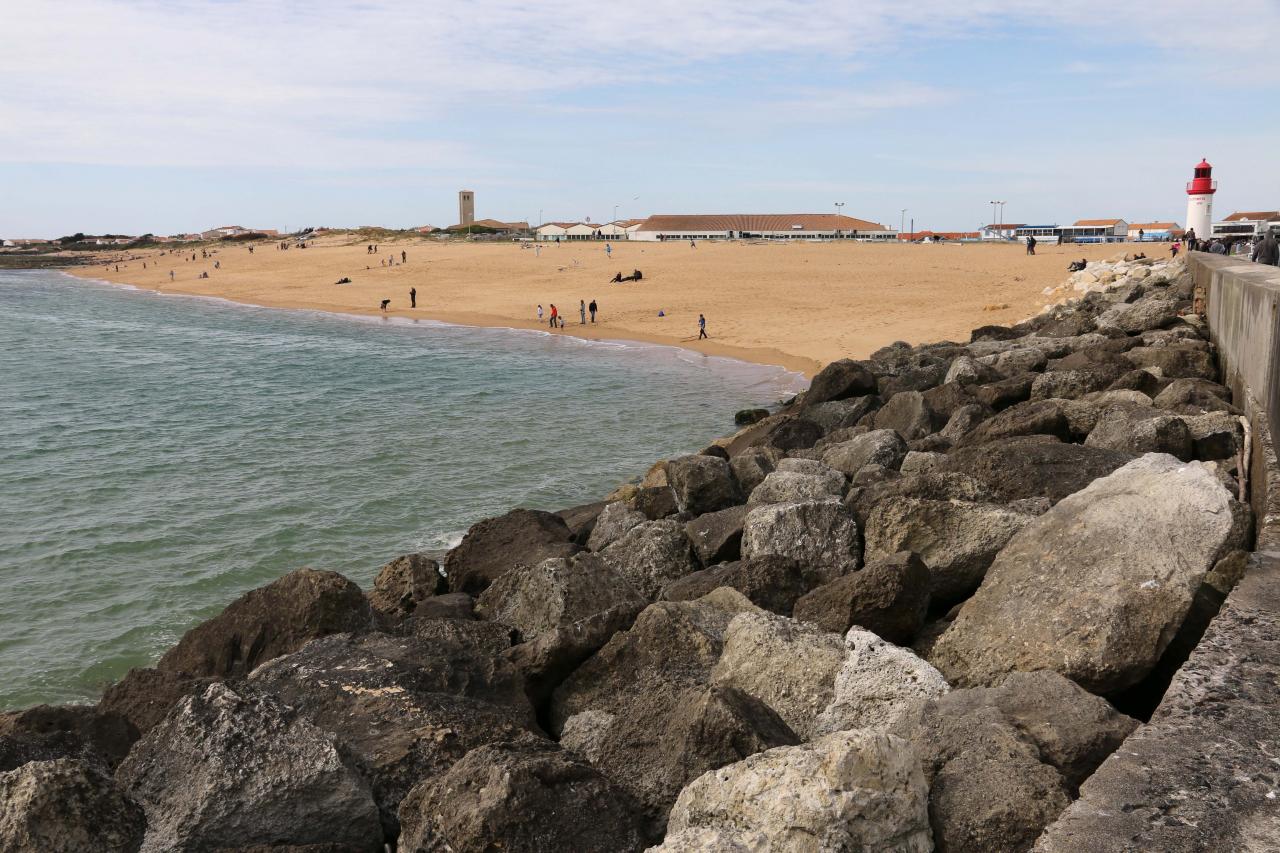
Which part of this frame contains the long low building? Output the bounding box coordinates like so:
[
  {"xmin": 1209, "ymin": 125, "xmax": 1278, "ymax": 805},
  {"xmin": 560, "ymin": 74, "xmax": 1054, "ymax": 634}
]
[
  {"xmin": 535, "ymin": 220, "xmax": 643, "ymax": 241},
  {"xmin": 630, "ymin": 213, "xmax": 896, "ymax": 242}
]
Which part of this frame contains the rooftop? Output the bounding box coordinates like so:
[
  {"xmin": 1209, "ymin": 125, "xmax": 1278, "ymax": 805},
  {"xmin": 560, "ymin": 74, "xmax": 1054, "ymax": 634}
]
[
  {"xmin": 1224, "ymin": 211, "xmax": 1280, "ymax": 222},
  {"xmin": 636, "ymin": 213, "xmax": 887, "ymax": 232},
  {"xmin": 1072, "ymin": 219, "xmax": 1125, "ymax": 227}
]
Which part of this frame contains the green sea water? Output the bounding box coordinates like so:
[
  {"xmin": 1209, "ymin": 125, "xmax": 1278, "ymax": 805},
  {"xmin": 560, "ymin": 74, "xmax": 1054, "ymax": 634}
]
[{"xmin": 0, "ymin": 270, "xmax": 802, "ymax": 710}]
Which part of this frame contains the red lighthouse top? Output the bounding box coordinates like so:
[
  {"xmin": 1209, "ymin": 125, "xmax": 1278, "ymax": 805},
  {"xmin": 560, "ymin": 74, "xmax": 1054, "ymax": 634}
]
[{"xmin": 1187, "ymin": 158, "xmax": 1216, "ymax": 195}]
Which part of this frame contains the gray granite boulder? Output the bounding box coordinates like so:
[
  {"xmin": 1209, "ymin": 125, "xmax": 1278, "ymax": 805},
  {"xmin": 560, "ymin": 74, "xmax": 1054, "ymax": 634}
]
[
  {"xmin": 740, "ymin": 499, "xmax": 861, "ymax": 588},
  {"xmin": 666, "ymin": 454, "xmax": 744, "ymax": 516},
  {"xmin": 813, "ymin": 628, "xmax": 949, "ymax": 736},
  {"xmin": 792, "ymin": 551, "xmax": 930, "ymax": 643},
  {"xmin": 587, "ymin": 501, "xmax": 648, "ymax": 551},
  {"xmin": 1084, "ymin": 404, "xmax": 1194, "ymax": 460},
  {"xmin": 683, "ymin": 505, "xmax": 749, "ymax": 566},
  {"xmin": 600, "ymin": 519, "xmax": 699, "ymax": 600},
  {"xmin": 0, "ymin": 758, "xmax": 144, "ymax": 853},
  {"xmin": 822, "ymin": 428, "xmax": 909, "ymax": 476},
  {"xmin": 872, "ymin": 391, "xmax": 942, "ymax": 440}
]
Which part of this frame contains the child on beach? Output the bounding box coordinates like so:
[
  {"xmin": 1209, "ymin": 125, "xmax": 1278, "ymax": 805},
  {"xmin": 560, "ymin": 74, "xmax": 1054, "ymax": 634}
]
[{"xmin": 537, "ymin": 304, "xmax": 544, "ymax": 322}]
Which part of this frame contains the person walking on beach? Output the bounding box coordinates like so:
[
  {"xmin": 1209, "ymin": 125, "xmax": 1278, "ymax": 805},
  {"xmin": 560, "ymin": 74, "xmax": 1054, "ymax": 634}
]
[
  {"xmin": 1171, "ymin": 241, "xmax": 1180, "ymax": 258},
  {"xmin": 690, "ymin": 239, "xmax": 697, "ymax": 249},
  {"xmin": 169, "ymin": 270, "xmax": 174, "ymax": 281},
  {"xmin": 605, "ymin": 241, "xmax": 612, "ymax": 259},
  {"xmin": 410, "ymin": 287, "xmax": 417, "ymax": 308},
  {"xmin": 579, "ymin": 300, "xmax": 587, "ymax": 324},
  {"xmin": 402, "ymin": 250, "xmax": 407, "ymax": 264},
  {"xmin": 698, "ymin": 314, "xmax": 708, "ymax": 339},
  {"xmin": 549, "ymin": 304, "xmax": 559, "ymax": 328},
  {"xmin": 1025, "ymin": 236, "xmax": 1036, "ymax": 255},
  {"xmin": 589, "ymin": 299, "xmax": 597, "ymax": 323}
]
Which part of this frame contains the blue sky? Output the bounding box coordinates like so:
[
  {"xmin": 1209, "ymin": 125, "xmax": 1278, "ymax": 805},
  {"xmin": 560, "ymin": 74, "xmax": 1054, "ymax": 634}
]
[{"xmin": 3, "ymin": 0, "xmax": 1278, "ymax": 237}]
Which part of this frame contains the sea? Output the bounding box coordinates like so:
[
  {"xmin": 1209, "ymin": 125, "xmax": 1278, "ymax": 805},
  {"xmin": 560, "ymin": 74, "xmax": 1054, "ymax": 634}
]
[{"xmin": 0, "ymin": 269, "xmax": 804, "ymax": 710}]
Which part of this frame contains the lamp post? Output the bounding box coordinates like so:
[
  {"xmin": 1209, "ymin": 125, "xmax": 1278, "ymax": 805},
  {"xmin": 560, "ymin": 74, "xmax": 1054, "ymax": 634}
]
[{"xmin": 900, "ymin": 209, "xmax": 907, "ymax": 239}]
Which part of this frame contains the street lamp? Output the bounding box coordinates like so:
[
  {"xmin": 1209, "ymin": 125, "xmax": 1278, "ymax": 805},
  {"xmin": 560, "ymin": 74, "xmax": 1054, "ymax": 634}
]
[
  {"xmin": 835, "ymin": 202, "xmax": 844, "ymax": 217},
  {"xmin": 900, "ymin": 209, "xmax": 908, "ymax": 238}
]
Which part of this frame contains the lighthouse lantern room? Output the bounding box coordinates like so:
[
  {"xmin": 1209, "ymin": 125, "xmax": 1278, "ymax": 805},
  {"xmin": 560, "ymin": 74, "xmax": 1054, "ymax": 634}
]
[{"xmin": 1185, "ymin": 158, "xmax": 1216, "ymax": 243}]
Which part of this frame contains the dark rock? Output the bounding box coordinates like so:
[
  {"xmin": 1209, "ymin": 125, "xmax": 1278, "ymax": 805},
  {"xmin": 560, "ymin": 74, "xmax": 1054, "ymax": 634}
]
[
  {"xmin": 409, "ymin": 592, "xmax": 475, "ymax": 621},
  {"xmin": 989, "ymin": 348, "xmax": 1049, "ymax": 376},
  {"xmin": 734, "ymin": 408, "xmax": 770, "ymax": 426},
  {"xmin": 1030, "ymin": 364, "xmax": 1128, "ymax": 401},
  {"xmin": 1181, "ymin": 411, "xmax": 1242, "ymax": 461},
  {"xmin": 922, "ymin": 381, "xmax": 981, "ymax": 421},
  {"xmin": 972, "ymin": 373, "xmax": 1037, "ymax": 410},
  {"xmin": 700, "ymin": 444, "xmax": 731, "ymax": 460},
  {"xmin": 684, "ymin": 505, "xmax": 749, "ymax": 565},
  {"xmin": 396, "ymin": 739, "xmax": 649, "ymax": 853},
  {"xmin": 872, "ymin": 391, "xmax": 942, "ymax": 441},
  {"xmin": 1152, "ymin": 377, "xmax": 1238, "ymax": 413},
  {"xmin": 805, "ymin": 359, "xmax": 878, "ymax": 405},
  {"xmin": 99, "ymin": 667, "xmax": 216, "ymax": 738},
  {"xmin": 666, "ymin": 455, "xmax": 744, "ymax": 516},
  {"xmin": 1124, "ymin": 345, "xmax": 1218, "ymax": 380},
  {"xmin": 557, "ymin": 500, "xmax": 610, "ymax": 545},
  {"xmin": 660, "ymin": 555, "xmax": 808, "ymax": 616},
  {"xmin": 561, "ymin": 683, "xmax": 798, "ymax": 837},
  {"xmin": 938, "ymin": 436, "xmax": 1135, "ymax": 504},
  {"xmin": 954, "ymin": 399, "xmax": 1072, "ymax": 447},
  {"xmin": 117, "ymin": 683, "xmax": 382, "ymax": 852},
  {"xmin": 249, "ymin": 631, "xmax": 538, "ymax": 835},
  {"xmin": 634, "ymin": 485, "xmax": 680, "ymax": 520},
  {"xmin": 476, "ymin": 553, "xmax": 646, "ymax": 704},
  {"xmin": 0, "ymin": 704, "xmax": 136, "ymax": 774},
  {"xmin": 444, "ymin": 509, "xmax": 577, "ymax": 595},
  {"xmin": 762, "ymin": 416, "xmax": 824, "ymax": 452},
  {"xmin": 728, "ymin": 448, "xmax": 780, "ymax": 495},
  {"xmin": 1106, "ymin": 367, "xmax": 1164, "ymax": 396},
  {"xmin": 803, "ymin": 395, "xmax": 882, "ymax": 434},
  {"xmin": 0, "ymin": 758, "xmax": 145, "ymax": 853},
  {"xmin": 367, "ymin": 554, "xmax": 445, "ymax": 622},
  {"xmin": 157, "ymin": 568, "xmax": 373, "ymax": 678},
  {"xmin": 1084, "ymin": 405, "xmax": 1194, "ymax": 459},
  {"xmin": 970, "ymin": 324, "xmax": 1021, "ymax": 342},
  {"xmin": 939, "ymin": 403, "xmax": 992, "ymax": 443},
  {"xmin": 944, "ymin": 357, "xmax": 1003, "ymax": 387},
  {"xmin": 587, "ymin": 501, "xmax": 648, "ymax": 551},
  {"xmin": 792, "ymin": 551, "xmax": 930, "ymax": 643},
  {"xmin": 845, "ymin": 471, "xmax": 995, "ymax": 527},
  {"xmin": 878, "ymin": 362, "xmax": 949, "ymax": 396}
]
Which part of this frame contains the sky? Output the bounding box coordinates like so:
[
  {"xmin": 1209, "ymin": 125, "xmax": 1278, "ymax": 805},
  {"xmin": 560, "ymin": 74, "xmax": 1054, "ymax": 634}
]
[{"xmin": 2, "ymin": 0, "xmax": 1279, "ymax": 238}]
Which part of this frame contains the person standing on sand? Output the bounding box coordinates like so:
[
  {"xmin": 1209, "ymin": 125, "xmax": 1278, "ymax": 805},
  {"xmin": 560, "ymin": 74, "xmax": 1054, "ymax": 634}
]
[
  {"xmin": 537, "ymin": 304, "xmax": 544, "ymax": 322},
  {"xmin": 1025, "ymin": 236, "xmax": 1036, "ymax": 255},
  {"xmin": 690, "ymin": 239, "xmax": 697, "ymax": 249},
  {"xmin": 380, "ymin": 299, "xmax": 391, "ymax": 312},
  {"xmin": 549, "ymin": 304, "xmax": 559, "ymax": 328},
  {"xmin": 589, "ymin": 299, "xmax": 597, "ymax": 323},
  {"xmin": 169, "ymin": 270, "xmax": 174, "ymax": 281},
  {"xmin": 698, "ymin": 314, "xmax": 708, "ymax": 339},
  {"xmin": 579, "ymin": 300, "xmax": 587, "ymax": 324},
  {"xmin": 402, "ymin": 250, "xmax": 407, "ymax": 264},
  {"xmin": 410, "ymin": 287, "xmax": 417, "ymax": 308},
  {"xmin": 605, "ymin": 242, "xmax": 612, "ymax": 259}
]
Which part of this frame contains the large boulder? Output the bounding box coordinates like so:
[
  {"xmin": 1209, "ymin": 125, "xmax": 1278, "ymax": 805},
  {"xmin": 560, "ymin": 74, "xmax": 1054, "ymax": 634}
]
[
  {"xmin": 804, "ymin": 359, "xmax": 877, "ymax": 405},
  {"xmin": 863, "ymin": 498, "xmax": 1036, "ymax": 603},
  {"xmin": 1030, "ymin": 365, "xmax": 1128, "ymax": 401},
  {"xmin": 157, "ymin": 568, "xmax": 373, "ymax": 678},
  {"xmin": 1123, "ymin": 345, "xmax": 1218, "ymax": 381},
  {"xmin": 665, "ymin": 730, "xmax": 932, "ymax": 853},
  {"xmin": 813, "ymin": 628, "xmax": 950, "ymax": 736},
  {"xmin": 367, "ymin": 553, "xmax": 445, "ymax": 621},
  {"xmin": 803, "ymin": 396, "xmax": 882, "ymax": 433},
  {"xmin": 710, "ymin": 610, "xmax": 847, "ymax": 739},
  {"xmin": 476, "ymin": 553, "xmax": 646, "ymax": 702},
  {"xmin": 600, "ymin": 519, "xmax": 699, "ymax": 600},
  {"xmin": 249, "ymin": 630, "xmax": 537, "ymax": 835},
  {"xmin": 872, "ymin": 391, "xmax": 942, "ymax": 441},
  {"xmin": 683, "ymin": 505, "xmax": 749, "ymax": 566},
  {"xmin": 895, "ymin": 670, "xmax": 1136, "ymax": 853},
  {"xmin": 954, "ymin": 399, "xmax": 1073, "ymax": 447},
  {"xmin": 945, "ymin": 356, "xmax": 1003, "ymax": 386},
  {"xmin": 661, "ymin": 555, "xmax": 808, "ymax": 617},
  {"xmin": 821, "ymin": 429, "xmax": 909, "ymax": 476},
  {"xmin": 792, "ymin": 551, "xmax": 930, "ymax": 643},
  {"xmin": 117, "ymin": 683, "xmax": 382, "ymax": 852},
  {"xmin": 1153, "ymin": 377, "xmax": 1236, "ymax": 413},
  {"xmin": 0, "ymin": 758, "xmax": 144, "ymax": 853},
  {"xmin": 1095, "ymin": 298, "xmax": 1180, "ymax": 334},
  {"xmin": 647, "ymin": 828, "xmax": 770, "ymax": 851},
  {"xmin": 0, "ymin": 704, "xmax": 136, "ymax": 773},
  {"xmin": 845, "ymin": 471, "xmax": 995, "ymax": 527},
  {"xmin": 396, "ymin": 739, "xmax": 649, "ymax": 852},
  {"xmin": 444, "ymin": 509, "xmax": 578, "ymax": 594},
  {"xmin": 930, "ymin": 455, "xmax": 1239, "ymax": 692},
  {"xmin": 937, "ymin": 436, "xmax": 1135, "ymax": 504},
  {"xmin": 1084, "ymin": 405, "xmax": 1194, "ymax": 459},
  {"xmin": 666, "ymin": 455, "xmax": 744, "ymax": 516},
  {"xmin": 972, "ymin": 374, "xmax": 1036, "ymax": 410},
  {"xmin": 587, "ymin": 501, "xmax": 648, "ymax": 551},
  {"xmin": 99, "ymin": 668, "xmax": 216, "ymax": 738},
  {"xmin": 740, "ymin": 500, "xmax": 860, "ymax": 588},
  {"xmin": 728, "ymin": 448, "xmax": 780, "ymax": 495}
]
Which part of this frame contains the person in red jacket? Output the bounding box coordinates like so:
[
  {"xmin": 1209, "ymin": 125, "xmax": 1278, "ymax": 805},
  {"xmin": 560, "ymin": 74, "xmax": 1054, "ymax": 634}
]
[{"xmin": 549, "ymin": 304, "xmax": 558, "ymax": 328}]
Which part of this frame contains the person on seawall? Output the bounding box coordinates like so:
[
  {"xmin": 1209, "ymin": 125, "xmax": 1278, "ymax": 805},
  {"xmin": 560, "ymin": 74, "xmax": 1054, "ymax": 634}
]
[
  {"xmin": 589, "ymin": 299, "xmax": 597, "ymax": 323},
  {"xmin": 1253, "ymin": 232, "xmax": 1279, "ymax": 266},
  {"xmin": 410, "ymin": 287, "xmax": 417, "ymax": 308},
  {"xmin": 698, "ymin": 313, "xmax": 708, "ymax": 339}
]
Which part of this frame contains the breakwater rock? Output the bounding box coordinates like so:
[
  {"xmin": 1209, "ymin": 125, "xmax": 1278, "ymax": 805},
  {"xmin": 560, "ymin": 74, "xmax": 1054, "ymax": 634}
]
[{"xmin": 1, "ymin": 254, "xmax": 1259, "ymax": 851}]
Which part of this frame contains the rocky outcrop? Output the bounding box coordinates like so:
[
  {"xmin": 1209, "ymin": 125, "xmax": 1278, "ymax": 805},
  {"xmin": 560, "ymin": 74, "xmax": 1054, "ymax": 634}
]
[
  {"xmin": 666, "ymin": 454, "xmax": 743, "ymax": 516},
  {"xmin": 665, "ymin": 730, "xmax": 932, "ymax": 852},
  {"xmin": 587, "ymin": 501, "xmax": 648, "ymax": 551},
  {"xmin": 396, "ymin": 739, "xmax": 649, "ymax": 852},
  {"xmin": 444, "ymin": 508, "xmax": 578, "ymax": 594},
  {"xmin": 157, "ymin": 567, "xmax": 373, "ymax": 679},
  {"xmin": 367, "ymin": 553, "xmax": 444, "ymax": 621},
  {"xmin": 683, "ymin": 505, "xmax": 748, "ymax": 565},
  {"xmin": 117, "ymin": 683, "xmax": 382, "ymax": 852},
  {"xmin": 937, "ymin": 436, "xmax": 1135, "ymax": 504},
  {"xmin": 930, "ymin": 455, "xmax": 1239, "ymax": 692},
  {"xmin": 803, "ymin": 358, "xmax": 877, "ymax": 405},
  {"xmin": 660, "ymin": 555, "xmax": 808, "ymax": 616},
  {"xmin": 821, "ymin": 428, "xmax": 909, "ymax": 477},
  {"xmin": 748, "ymin": 469, "xmax": 844, "ymax": 505},
  {"xmin": 0, "ymin": 704, "xmax": 136, "ymax": 773},
  {"xmin": 813, "ymin": 628, "xmax": 949, "ymax": 736},
  {"xmin": 0, "ymin": 758, "xmax": 144, "ymax": 853},
  {"xmin": 792, "ymin": 551, "xmax": 930, "ymax": 642}
]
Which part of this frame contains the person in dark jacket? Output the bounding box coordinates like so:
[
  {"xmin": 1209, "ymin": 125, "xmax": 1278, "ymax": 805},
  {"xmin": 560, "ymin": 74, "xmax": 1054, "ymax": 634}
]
[{"xmin": 1253, "ymin": 233, "xmax": 1280, "ymax": 266}]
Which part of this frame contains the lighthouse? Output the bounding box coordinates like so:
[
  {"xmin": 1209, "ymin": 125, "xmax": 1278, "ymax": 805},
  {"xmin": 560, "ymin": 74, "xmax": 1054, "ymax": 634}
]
[{"xmin": 1185, "ymin": 158, "xmax": 1216, "ymax": 244}]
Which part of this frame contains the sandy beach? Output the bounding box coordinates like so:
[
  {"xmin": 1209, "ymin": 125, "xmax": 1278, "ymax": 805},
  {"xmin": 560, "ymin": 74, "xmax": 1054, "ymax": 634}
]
[{"xmin": 68, "ymin": 235, "xmax": 1157, "ymax": 377}]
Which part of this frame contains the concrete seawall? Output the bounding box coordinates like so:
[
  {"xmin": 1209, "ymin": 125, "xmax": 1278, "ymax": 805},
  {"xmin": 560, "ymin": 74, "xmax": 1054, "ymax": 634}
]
[{"xmin": 1037, "ymin": 254, "xmax": 1280, "ymax": 851}]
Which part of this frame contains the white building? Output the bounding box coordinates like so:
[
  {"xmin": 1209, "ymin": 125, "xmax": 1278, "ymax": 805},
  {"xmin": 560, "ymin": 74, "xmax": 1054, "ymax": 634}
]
[
  {"xmin": 1127, "ymin": 222, "xmax": 1180, "ymax": 241},
  {"xmin": 1013, "ymin": 225, "xmax": 1062, "ymax": 245},
  {"xmin": 630, "ymin": 213, "xmax": 895, "ymax": 242},
  {"xmin": 535, "ymin": 220, "xmax": 643, "ymax": 241},
  {"xmin": 1211, "ymin": 211, "xmax": 1280, "ymax": 241},
  {"xmin": 1057, "ymin": 219, "xmax": 1128, "ymax": 243}
]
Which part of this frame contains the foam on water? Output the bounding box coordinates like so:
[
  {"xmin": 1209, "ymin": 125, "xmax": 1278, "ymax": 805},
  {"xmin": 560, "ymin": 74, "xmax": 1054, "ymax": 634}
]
[{"xmin": 0, "ymin": 270, "xmax": 803, "ymax": 709}]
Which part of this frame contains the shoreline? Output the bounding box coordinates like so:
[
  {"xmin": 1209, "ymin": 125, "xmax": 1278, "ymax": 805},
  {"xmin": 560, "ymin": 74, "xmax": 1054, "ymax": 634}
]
[{"xmin": 62, "ymin": 266, "xmax": 824, "ymax": 379}]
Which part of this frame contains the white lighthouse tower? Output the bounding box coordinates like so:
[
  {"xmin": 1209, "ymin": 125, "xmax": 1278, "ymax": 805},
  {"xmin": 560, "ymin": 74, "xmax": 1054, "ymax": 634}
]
[{"xmin": 1185, "ymin": 158, "xmax": 1216, "ymax": 245}]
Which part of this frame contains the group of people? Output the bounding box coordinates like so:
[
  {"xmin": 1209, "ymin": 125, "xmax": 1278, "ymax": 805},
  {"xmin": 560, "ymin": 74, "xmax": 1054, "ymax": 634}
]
[
  {"xmin": 610, "ymin": 270, "xmax": 643, "ymax": 283},
  {"xmin": 537, "ymin": 300, "xmax": 599, "ymax": 327}
]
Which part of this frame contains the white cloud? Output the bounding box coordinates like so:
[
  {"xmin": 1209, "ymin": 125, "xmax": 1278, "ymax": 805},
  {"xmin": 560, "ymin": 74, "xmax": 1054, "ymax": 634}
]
[{"xmin": 0, "ymin": 0, "xmax": 1276, "ymax": 169}]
